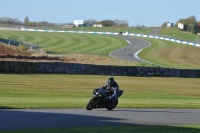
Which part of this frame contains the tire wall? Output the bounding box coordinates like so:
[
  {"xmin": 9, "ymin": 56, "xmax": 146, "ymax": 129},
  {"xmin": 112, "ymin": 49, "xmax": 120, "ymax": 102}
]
[{"xmin": 0, "ymin": 61, "xmax": 199, "ymax": 78}]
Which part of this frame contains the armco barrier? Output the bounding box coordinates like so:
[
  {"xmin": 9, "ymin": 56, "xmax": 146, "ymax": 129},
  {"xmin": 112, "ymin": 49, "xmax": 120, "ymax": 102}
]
[
  {"xmin": 20, "ymin": 28, "xmax": 200, "ymax": 47},
  {"xmin": 0, "ymin": 61, "xmax": 199, "ymax": 78}
]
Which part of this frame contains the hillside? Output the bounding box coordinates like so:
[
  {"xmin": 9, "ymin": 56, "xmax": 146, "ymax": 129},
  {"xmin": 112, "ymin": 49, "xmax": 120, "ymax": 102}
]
[
  {"xmin": 0, "ymin": 44, "xmax": 138, "ymax": 66},
  {"xmin": 0, "ymin": 44, "xmax": 71, "ymax": 62}
]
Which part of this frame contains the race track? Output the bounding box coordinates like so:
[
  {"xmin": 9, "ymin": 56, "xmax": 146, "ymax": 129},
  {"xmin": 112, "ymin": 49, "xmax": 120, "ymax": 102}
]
[
  {"xmin": 0, "ymin": 31, "xmax": 199, "ymax": 131},
  {"xmin": 109, "ymin": 35, "xmax": 150, "ymax": 62},
  {"xmin": 1, "ymin": 109, "xmax": 200, "ymax": 130}
]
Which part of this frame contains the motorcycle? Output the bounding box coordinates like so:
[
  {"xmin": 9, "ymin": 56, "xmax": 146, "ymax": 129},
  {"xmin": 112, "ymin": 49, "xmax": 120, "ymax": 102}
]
[{"xmin": 86, "ymin": 87, "xmax": 124, "ymax": 111}]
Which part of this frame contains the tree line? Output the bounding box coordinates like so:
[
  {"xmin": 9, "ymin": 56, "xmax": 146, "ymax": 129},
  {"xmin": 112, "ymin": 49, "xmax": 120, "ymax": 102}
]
[
  {"xmin": 84, "ymin": 19, "xmax": 129, "ymax": 27},
  {"xmin": 0, "ymin": 16, "xmax": 60, "ymax": 27},
  {"xmin": 161, "ymin": 15, "xmax": 200, "ymax": 34},
  {"xmin": 0, "ymin": 16, "xmax": 129, "ymax": 27},
  {"xmin": 1, "ymin": 16, "xmax": 199, "ymax": 32},
  {"xmin": 0, "ymin": 17, "xmax": 23, "ymax": 25}
]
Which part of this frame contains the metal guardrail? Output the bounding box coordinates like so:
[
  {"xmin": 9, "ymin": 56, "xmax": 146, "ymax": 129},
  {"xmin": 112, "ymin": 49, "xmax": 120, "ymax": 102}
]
[{"xmin": 0, "ymin": 37, "xmax": 45, "ymax": 54}]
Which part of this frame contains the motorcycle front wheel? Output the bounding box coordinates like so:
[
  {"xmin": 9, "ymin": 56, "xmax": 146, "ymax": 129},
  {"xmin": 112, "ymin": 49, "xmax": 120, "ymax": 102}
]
[{"xmin": 86, "ymin": 98, "xmax": 95, "ymax": 110}]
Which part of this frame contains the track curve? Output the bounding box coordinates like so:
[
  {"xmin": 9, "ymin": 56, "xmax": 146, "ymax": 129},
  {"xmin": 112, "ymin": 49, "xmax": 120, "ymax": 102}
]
[
  {"xmin": 108, "ymin": 35, "xmax": 150, "ymax": 62},
  {"xmin": 1, "ymin": 109, "xmax": 200, "ymax": 130}
]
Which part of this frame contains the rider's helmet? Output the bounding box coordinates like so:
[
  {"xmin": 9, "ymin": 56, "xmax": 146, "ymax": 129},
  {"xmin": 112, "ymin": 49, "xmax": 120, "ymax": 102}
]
[{"xmin": 108, "ymin": 77, "xmax": 114, "ymax": 86}]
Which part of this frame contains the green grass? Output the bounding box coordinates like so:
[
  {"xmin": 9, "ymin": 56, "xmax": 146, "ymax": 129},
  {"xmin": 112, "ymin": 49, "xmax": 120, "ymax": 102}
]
[
  {"xmin": 35, "ymin": 26, "xmax": 149, "ymax": 34},
  {"xmin": 0, "ymin": 31, "xmax": 128, "ymax": 55},
  {"xmin": 137, "ymin": 37, "xmax": 200, "ymax": 69},
  {"xmin": 0, "ymin": 30, "xmax": 128, "ymax": 55},
  {"xmin": 1, "ymin": 125, "xmax": 200, "ymax": 133},
  {"xmin": 159, "ymin": 27, "xmax": 199, "ymax": 42},
  {"xmin": 27, "ymin": 26, "xmax": 200, "ymax": 42},
  {"xmin": 0, "ymin": 74, "xmax": 199, "ymax": 109}
]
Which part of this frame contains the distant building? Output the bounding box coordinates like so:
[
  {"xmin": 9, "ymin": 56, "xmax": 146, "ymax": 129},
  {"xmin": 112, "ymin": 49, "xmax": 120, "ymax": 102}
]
[
  {"xmin": 167, "ymin": 22, "xmax": 174, "ymax": 27},
  {"xmin": 93, "ymin": 24, "xmax": 103, "ymax": 27},
  {"xmin": 74, "ymin": 20, "xmax": 84, "ymax": 27},
  {"xmin": 178, "ymin": 23, "xmax": 184, "ymax": 30},
  {"xmin": 62, "ymin": 25, "xmax": 74, "ymax": 28},
  {"xmin": 85, "ymin": 24, "xmax": 92, "ymax": 27}
]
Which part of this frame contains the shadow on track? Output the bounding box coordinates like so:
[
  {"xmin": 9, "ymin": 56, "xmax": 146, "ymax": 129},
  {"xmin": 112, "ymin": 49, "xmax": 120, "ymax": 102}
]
[
  {"xmin": 0, "ymin": 109, "xmax": 200, "ymax": 132},
  {"xmin": 0, "ymin": 109, "xmax": 132, "ymax": 130},
  {"xmin": 109, "ymin": 109, "xmax": 189, "ymax": 113}
]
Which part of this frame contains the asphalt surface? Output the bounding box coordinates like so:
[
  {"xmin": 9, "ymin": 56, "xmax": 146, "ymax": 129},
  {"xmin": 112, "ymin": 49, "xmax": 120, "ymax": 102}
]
[
  {"xmin": 1, "ymin": 109, "xmax": 200, "ymax": 130},
  {"xmin": 109, "ymin": 35, "xmax": 150, "ymax": 62}
]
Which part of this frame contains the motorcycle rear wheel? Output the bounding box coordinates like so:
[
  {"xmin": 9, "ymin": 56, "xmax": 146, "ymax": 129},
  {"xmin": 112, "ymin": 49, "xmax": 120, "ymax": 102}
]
[
  {"xmin": 106, "ymin": 99, "xmax": 118, "ymax": 111},
  {"xmin": 86, "ymin": 98, "xmax": 95, "ymax": 110}
]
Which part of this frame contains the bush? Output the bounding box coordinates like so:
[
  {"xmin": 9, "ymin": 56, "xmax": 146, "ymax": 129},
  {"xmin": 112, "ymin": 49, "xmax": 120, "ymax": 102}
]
[{"xmin": 18, "ymin": 44, "xmax": 28, "ymax": 54}]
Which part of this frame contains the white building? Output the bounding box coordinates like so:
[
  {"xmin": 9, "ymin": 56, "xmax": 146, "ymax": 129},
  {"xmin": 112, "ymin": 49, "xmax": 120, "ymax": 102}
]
[
  {"xmin": 167, "ymin": 22, "xmax": 174, "ymax": 27},
  {"xmin": 178, "ymin": 23, "xmax": 184, "ymax": 30},
  {"xmin": 74, "ymin": 20, "xmax": 84, "ymax": 27},
  {"xmin": 93, "ymin": 24, "xmax": 103, "ymax": 27}
]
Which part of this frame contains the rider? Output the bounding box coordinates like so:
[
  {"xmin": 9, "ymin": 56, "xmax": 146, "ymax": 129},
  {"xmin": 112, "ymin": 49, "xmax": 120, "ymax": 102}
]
[{"xmin": 102, "ymin": 77, "xmax": 119, "ymax": 100}]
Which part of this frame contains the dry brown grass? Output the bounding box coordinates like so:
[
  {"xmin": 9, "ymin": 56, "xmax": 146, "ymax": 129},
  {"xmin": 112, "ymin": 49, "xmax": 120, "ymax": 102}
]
[{"xmin": 57, "ymin": 53, "xmax": 139, "ymax": 66}]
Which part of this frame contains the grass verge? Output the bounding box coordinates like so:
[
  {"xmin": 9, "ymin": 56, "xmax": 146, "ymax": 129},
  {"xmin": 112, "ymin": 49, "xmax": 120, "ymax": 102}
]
[
  {"xmin": 138, "ymin": 37, "xmax": 200, "ymax": 69},
  {"xmin": 0, "ymin": 74, "xmax": 199, "ymax": 109},
  {"xmin": 1, "ymin": 125, "xmax": 200, "ymax": 133}
]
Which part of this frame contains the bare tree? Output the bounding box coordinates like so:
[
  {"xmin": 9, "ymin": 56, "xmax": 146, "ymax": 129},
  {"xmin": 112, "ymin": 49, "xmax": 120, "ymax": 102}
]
[
  {"xmin": 84, "ymin": 19, "xmax": 98, "ymax": 25},
  {"xmin": 113, "ymin": 19, "xmax": 129, "ymax": 27},
  {"xmin": 0, "ymin": 17, "xmax": 22, "ymax": 25},
  {"xmin": 24, "ymin": 16, "xmax": 29, "ymax": 26}
]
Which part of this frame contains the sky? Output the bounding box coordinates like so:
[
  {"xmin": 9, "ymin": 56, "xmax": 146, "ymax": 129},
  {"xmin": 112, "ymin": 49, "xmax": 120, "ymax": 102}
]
[{"xmin": 1, "ymin": 0, "xmax": 199, "ymax": 27}]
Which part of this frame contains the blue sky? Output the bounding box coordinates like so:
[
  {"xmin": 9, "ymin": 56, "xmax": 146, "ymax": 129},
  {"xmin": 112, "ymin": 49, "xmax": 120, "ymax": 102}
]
[{"xmin": 1, "ymin": 0, "xmax": 199, "ymax": 27}]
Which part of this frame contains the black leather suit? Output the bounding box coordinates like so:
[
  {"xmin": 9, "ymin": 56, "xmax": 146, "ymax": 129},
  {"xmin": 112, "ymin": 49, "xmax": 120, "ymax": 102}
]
[{"xmin": 103, "ymin": 81, "xmax": 119, "ymax": 99}]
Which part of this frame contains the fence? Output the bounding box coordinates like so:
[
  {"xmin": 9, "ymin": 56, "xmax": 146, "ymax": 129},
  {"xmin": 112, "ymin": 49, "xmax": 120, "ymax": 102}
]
[{"xmin": 0, "ymin": 37, "xmax": 45, "ymax": 54}]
